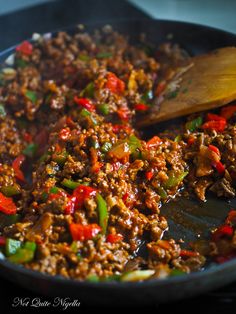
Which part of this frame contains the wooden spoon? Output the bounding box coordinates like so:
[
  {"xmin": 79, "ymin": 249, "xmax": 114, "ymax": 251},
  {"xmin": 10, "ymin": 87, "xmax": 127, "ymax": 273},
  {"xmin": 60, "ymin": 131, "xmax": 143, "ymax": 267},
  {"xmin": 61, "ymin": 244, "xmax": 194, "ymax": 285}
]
[{"xmin": 137, "ymin": 47, "xmax": 236, "ymax": 127}]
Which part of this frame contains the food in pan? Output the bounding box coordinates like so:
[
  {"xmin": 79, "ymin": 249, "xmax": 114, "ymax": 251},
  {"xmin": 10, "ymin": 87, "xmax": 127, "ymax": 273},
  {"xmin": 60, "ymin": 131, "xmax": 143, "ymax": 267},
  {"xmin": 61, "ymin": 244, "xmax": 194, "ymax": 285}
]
[{"xmin": 0, "ymin": 26, "xmax": 235, "ymax": 282}]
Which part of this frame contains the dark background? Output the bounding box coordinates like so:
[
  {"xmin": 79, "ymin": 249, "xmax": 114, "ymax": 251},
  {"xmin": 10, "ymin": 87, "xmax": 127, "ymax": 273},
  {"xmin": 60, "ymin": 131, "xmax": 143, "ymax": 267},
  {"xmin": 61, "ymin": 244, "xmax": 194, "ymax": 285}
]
[{"xmin": 0, "ymin": 0, "xmax": 236, "ymax": 312}]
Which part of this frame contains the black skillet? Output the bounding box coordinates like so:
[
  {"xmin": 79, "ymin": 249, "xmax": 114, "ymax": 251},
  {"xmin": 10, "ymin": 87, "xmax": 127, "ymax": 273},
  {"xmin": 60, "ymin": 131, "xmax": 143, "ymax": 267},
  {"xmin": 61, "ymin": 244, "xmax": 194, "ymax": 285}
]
[{"xmin": 0, "ymin": 18, "xmax": 236, "ymax": 306}]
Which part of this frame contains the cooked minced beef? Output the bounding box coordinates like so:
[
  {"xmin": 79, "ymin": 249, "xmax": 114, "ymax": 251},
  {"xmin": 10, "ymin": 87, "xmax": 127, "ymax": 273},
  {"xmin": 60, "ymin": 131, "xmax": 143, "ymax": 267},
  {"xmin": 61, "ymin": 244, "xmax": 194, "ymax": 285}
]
[{"xmin": 0, "ymin": 26, "xmax": 235, "ymax": 282}]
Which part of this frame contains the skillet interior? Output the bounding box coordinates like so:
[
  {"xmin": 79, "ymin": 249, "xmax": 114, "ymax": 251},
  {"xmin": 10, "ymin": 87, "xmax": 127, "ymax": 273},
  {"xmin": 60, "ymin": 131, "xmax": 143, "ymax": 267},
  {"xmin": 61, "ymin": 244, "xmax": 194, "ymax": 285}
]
[{"xmin": 0, "ymin": 18, "xmax": 236, "ymax": 305}]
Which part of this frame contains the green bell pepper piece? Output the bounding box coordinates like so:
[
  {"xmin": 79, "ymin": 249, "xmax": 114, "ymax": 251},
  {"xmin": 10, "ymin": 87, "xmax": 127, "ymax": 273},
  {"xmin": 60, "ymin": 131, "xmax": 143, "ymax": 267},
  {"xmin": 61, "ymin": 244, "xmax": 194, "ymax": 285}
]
[
  {"xmin": 96, "ymin": 194, "xmax": 108, "ymax": 234},
  {"xmin": 8, "ymin": 248, "xmax": 34, "ymax": 264},
  {"xmin": 185, "ymin": 117, "xmax": 203, "ymax": 132},
  {"xmin": 61, "ymin": 179, "xmax": 81, "ymax": 190},
  {"xmin": 1, "ymin": 185, "xmax": 20, "ymax": 197},
  {"xmin": 22, "ymin": 143, "xmax": 38, "ymax": 157},
  {"xmin": 98, "ymin": 103, "xmax": 109, "ymax": 115},
  {"xmin": 25, "ymin": 90, "xmax": 37, "ymax": 104}
]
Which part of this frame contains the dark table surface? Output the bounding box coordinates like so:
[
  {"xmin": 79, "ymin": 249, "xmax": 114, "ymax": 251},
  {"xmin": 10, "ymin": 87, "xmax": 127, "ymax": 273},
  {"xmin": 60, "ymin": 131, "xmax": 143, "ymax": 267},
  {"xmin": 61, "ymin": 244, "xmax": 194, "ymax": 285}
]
[{"xmin": 0, "ymin": 0, "xmax": 236, "ymax": 312}]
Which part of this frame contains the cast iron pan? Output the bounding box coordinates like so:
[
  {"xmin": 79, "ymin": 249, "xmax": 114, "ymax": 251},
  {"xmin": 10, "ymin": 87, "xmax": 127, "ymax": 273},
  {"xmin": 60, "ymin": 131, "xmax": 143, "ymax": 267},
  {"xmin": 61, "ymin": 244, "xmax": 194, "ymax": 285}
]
[{"xmin": 0, "ymin": 18, "xmax": 236, "ymax": 306}]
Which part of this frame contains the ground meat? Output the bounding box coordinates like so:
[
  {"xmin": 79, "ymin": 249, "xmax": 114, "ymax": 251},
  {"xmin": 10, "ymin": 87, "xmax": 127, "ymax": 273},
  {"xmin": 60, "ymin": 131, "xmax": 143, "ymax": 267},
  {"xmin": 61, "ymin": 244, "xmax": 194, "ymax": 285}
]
[{"xmin": 0, "ymin": 26, "xmax": 235, "ymax": 282}]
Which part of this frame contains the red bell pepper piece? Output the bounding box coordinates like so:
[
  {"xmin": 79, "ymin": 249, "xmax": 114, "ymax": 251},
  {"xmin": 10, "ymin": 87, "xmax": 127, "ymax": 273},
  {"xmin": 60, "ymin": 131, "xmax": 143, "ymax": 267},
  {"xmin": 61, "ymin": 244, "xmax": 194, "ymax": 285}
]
[
  {"xmin": 0, "ymin": 236, "xmax": 6, "ymax": 246},
  {"xmin": 187, "ymin": 136, "xmax": 195, "ymax": 146},
  {"xmin": 134, "ymin": 103, "xmax": 149, "ymax": 111},
  {"xmin": 220, "ymin": 104, "xmax": 236, "ymax": 120},
  {"xmin": 65, "ymin": 196, "xmax": 77, "ymax": 215},
  {"xmin": 106, "ymin": 72, "xmax": 125, "ymax": 94},
  {"xmin": 106, "ymin": 233, "xmax": 123, "ymax": 243},
  {"xmin": 69, "ymin": 223, "xmax": 101, "ymax": 241},
  {"xmin": 72, "ymin": 185, "xmax": 97, "ymax": 209},
  {"xmin": 208, "ymin": 144, "xmax": 220, "ymax": 156},
  {"xmin": 74, "ymin": 97, "xmax": 95, "ymax": 112},
  {"xmin": 212, "ymin": 161, "xmax": 225, "ymax": 175},
  {"xmin": 206, "ymin": 113, "xmax": 225, "ymax": 122},
  {"xmin": 117, "ymin": 108, "xmax": 129, "ymax": 121},
  {"xmin": 122, "ymin": 192, "xmax": 135, "ymax": 208},
  {"xmin": 16, "ymin": 41, "xmax": 33, "ymax": 56},
  {"xmin": 202, "ymin": 120, "xmax": 226, "ymax": 132},
  {"xmin": 59, "ymin": 128, "xmax": 71, "ymax": 141},
  {"xmin": 212, "ymin": 225, "xmax": 234, "ymax": 242},
  {"xmin": 147, "ymin": 136, "xmax": 162, "ymax": 148},
  {"xmin": 12, "ymin": 155, "xmax": 26, "ymax": 182},
  {"xmin": 145, "ymin": 171, "xmax": 154, "ymax": 181},
  {"xmin": 0, "ymin": 192, "xmax": 17, "ymax": 215},
  {"xmin": 112, "ymin": 124, "xmax": 132, "ymax": 134},
  {"xmin": 180, "ymin": 250, "xmax": 199, "ymax": 258},
  {"xmin": 23, "ymin": 132, "xmax": 33, "ymax": 143}
]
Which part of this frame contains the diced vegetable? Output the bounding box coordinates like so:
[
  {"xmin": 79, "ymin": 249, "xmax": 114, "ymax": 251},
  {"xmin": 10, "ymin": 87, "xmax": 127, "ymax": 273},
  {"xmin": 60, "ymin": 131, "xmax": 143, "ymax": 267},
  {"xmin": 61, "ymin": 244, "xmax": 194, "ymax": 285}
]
[
  {"xmin": 0, "ymin": 104, "xmax": 6, "ymax": 117},
  {"xmin": 81, "ymin": 82, "xmax": 94, "ymax": 98},
  {"xmin": 74, "ymin": 97, "xmax": 95, "ymax": 112},
  {"xmin": 61, "ymin": 179, "xmax": 81, "ymax": 190},
  {"xmin": 207, "ymin": 113, "xmax": 225, "ymax": 121},
  {"xmin": 180, "ymin": 250, "xmax": 199, "ymax": 258},
  {"xmin": 128, "ymin": 135, "xmax": 141, "ymax": 153},
  {"xmin": 145, "ymin": 171, "xmax": 154, "ymax": 181},
  {"xmin": 106, "ymin": 233, "xmax": 123, "ymax": 243},
  {"xmin": 23, "ymin": 241, "xmax": 37, "ymax": 252},
  {"xmin": 69, "ymin": 223, "xmax": 101, "ymax": 241},
  {"xmin": 22, "ymin": 143, "xmax": 38, "ymax": 157},
  {"xmin": 109, "ymin": 142, "xmax": 130, "ymax": 160},
  {"xmin": 185, "ymin": 117, "xmax": 203, "ymax": 132},
  {"xmin": 147, "ymin": 136, "xmax": 162, "ymax": 148},
  {"xmin": 8, "ymin": 248, "xmax": 34, "ymax": 264},
  {"xmin": 86, "ymin": 274, "xmax": 100, "ymax": 282},
  {"xmin": 49, "ymin": 186, "xmax": 60, "ymax": 194},
  {"xmin": 16, "ymin": 41, "xmax": 33, "ymax": 55},
  {"xmin": 174, "ymin": 135, "xmax": 182, "ymax": 142},
  {"xmin": 106, "ymin": 72, "xmax": 125, "ymax": 94},
  {"xmin": 72, "ymin": 185, "xmax": 97, "ymax": 209},
  {"xmin": 212, "ymin": 161, "xmax": 225, "ymax": 175},
  {"xmin": 0, "ymin": 236, "xmax": 6, "ymax": 246},
  {"xmin": 96, "ymin": 52, "xmax": 113, "ymax": 59},
  {"xmin": 220, "ymin": 105, "xmax": 236, "ymax": 120},
  {"xmin": 170, "ymin": 269, "xmax": 186, "ymax": 276},
  {"xmin": 212, "ymin": 225, "xmax": 233, "ymax": 242},
  {"xmin": 5, "ymin": 238, "xmax": 21, "ymax": 256},
  {"xmin": 164, "ymin": 171, "xmax": 188, "ymax": 189},
  {"xmin": 202, "ymin": 117, "xmax": 226, "ymax": 132},
  {"xmin": 0, "ymin": 192, "xmax": 17, "ymax": 215},
  {"xmin": 134, "ymin": 103, "xmax": 149, "ymax": 111},
  {"xmin": 52, "ymin": 149, "xmax": 68, "ymax": 166},
  {"xmin": 15, "ymin": 58, "xmax": 28, "ymax": 68},
  {"xmin": 80, "ymin": 108, "xmax": 91, "ymax": 117},
  {"xmin": 12, "ymin": 155, "xmax": 26, "ymax": 182},
  {"xmin": 157, "ymin": 187, "xmax": 168, "ymax": 200},
  {"xmin": 96, "ymin": 193, "xmax": 108, "ymax": 234},
  {"xmin": 1, "ymin": 185, "xmax": 20, "ymax": 197},
  {"xmin": 64, "ymin": 196, "xmax": 76, "ymax": 215},
  {"xmin": 25, "ymin": 90, "xmax": 37, "ymax": 104},
  {"xmin": 208, "ymin": 145, "xmax": 220, "ymax": 156},
  {"xmin": 120, "ymin": 270, "xmax": 155, "ymax": 282},
  {"xmin": 78, "ymin": 54, "xmax": 90, "ymax": 62},
  {"xmin": 98, "ymin": 103, "xmax": 110, "ymax": 115}
]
